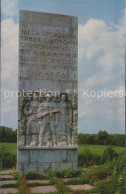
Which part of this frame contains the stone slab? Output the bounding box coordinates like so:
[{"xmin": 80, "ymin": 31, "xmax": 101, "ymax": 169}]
[
  {"xmin": 0, "ymin": 170, "xmax": 15, "ymax": 175},
  {"xmin": 0, "ymin": 188, "xmax": 17, "ymax": 194},
  {"xmin": 18, "ymin": 148, "xmax": 77, "ymax": 172},
  {"xmin": 69, "ymin": 184, "xmax": 94, "ymax": 191},
  {"xmin": 30, "ymin": 186, "xmax": 57, "ymax": 193},
  {"xmin": 0, "ymin": 180, "xmax": 17, "ymax": 185},
  {"xmin": 27, "ymin": 180, "xmax": 49, "ymax": 184},
  {"xmin": 0, "ymin": 175, "xmax": 14, "ymax": 180}
]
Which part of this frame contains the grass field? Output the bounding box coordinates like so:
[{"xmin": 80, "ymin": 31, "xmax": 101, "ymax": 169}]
[
  {"xmin": 0, "ymin": 143, "xmax": 124, "ymax": 156},
  {"xmin": 78, "ymin": 144, "xmax": 125, "ymax": 155},
  {"xmin": 0, "ymin": 143, "xmax": 17, "ymax": 155}
]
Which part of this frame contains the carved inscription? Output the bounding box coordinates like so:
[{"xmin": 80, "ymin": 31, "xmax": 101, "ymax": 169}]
[{"xmin": 19, "ymin": 24, "xmax": 78, "ymax": 82}]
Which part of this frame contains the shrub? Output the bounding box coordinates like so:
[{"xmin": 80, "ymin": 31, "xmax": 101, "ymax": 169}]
[
  {"xmin": 17, "ymin": 173, "xmax": 30, "ymax": 194},
  {"xmin": 78, "ymin": 132, "xmax": 125, "ymax": 147},
  {"xmin": 25, "ymin": 171, "xmax": 48, "ymax": 180},
  {"xmin": 0, "ymin": 148, "xmax": 16, "ymax": 168},
  {"xmin": 101, "ymin": 147, "xmax": 118, "ymax": 163},
  {"xmin": 117, "ymin": 169, "xmax": 125, "ymax": 194},
  {"xmin": 96, "ymin": 178, "xmax": 117, "ymax": 194},
  {"xmin": 95, "ymin": 166, "xmax": 121, "ymax": 194},
  {"xmin": 48, "ymin": 168, "xmax": 82, "ymax": 178},
  {"xmin": 116, "ymin": 152, "xmax": 125, "ymax": 173},
  {"xmin": 80, "ymin": 171, "xmax": 90, "ymax": 183},
  {"xmin": 95, "ymin": 130, "xmax": 109, "ymax": 145},
  {"xmin": 49, "ymin": 177, "xmax": 58, "ymax": 185},
  {"xmin": 78, "ymin": 148, "xmax": 101, "ymax": 167},
  {"xmin": 94, "ymin": 166, "xmax": 112, "ymax": 180},
  {"xmin": 55, "ymin": 179, "xmax": 71, "ymax": 194},
  {"xmin": 0, "ymin": 126, "xmax": 17, "ymax": 143},
  {"xmin": 66, "ymin": 177, "xmax": 89, "ymax": 185}
]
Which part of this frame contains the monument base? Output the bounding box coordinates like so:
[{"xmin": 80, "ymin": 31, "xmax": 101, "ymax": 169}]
[{"xmin": 18, "ymin": 147, "xmax": 78, "ymax": 173}]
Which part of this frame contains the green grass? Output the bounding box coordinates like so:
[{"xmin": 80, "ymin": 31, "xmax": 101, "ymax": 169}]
[
  {"xmin": 0, "ymin": 143, "xmax": 124, "ymax": 157},
  {"xmin": 78, "ymin": 144, "xmax": 124, "ymax": 155},
  {"xmin": 0, "ymin": 143, "xmax": 17, "ymax": 155}
]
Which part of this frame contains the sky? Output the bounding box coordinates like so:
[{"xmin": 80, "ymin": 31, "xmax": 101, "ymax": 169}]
[{"xmin": 1, "ymin": 0, "xmax": 125, "ymax": 134}]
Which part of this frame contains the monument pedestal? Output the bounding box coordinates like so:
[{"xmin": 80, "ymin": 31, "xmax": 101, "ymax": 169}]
[{"xmin": 18, "ymin": 147, "xmax": 78, "ymax": 173}]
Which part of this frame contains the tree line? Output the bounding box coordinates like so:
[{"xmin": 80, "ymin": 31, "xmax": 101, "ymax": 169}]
[
  {"xmin": 0, "ymin": 126, "xmax": 125, "ymax": 146},
  {"xmin": 0, "ymin": 126, "xmax": 17, "ymax": 143},
  {"xmin": 78, "ymin": 130, "xmax": 125, "ymax": 147}
]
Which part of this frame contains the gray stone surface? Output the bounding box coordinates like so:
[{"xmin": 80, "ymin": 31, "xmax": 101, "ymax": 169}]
[
  {"xmin": 18, "ymin": 148, "xmax": 77, "ymax": 172},
  {"xmin": 0, "ymin": 180, "xmax": 17, "ymax": 185},
  {"xmin": 30, "ymin": 186, "xmax": 57, "ymax": 193},
  {"xmin": 27, "ymin": 180, "xmax": 49, "ymax": 184},
  {"xmin": 69, "ymin": 184, "xmax": 94, "ymax": 191},
  {"xmin": 0, "ymin": 188, "xmax": 17, "ymax": 194},
  {"xmin": 18, "ymin": 10, "xmax": 78, "ymax": 172},
  {"xmin": 19, "ymin": 10, "xmax": 78, "ymax": 92},
  {"xmin": 0, "ymin": 175, "xmax": 14, "ymax": 179},
  {"xmin": 0, "ymin": 170, "xmax": 15, "ymax": 175}
]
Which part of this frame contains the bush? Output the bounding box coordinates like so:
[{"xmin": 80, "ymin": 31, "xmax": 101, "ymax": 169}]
[
  {"xmin": 95, "ymin": 165, "xmax": 125, "ymax": 194},
  {"xmin": 66, "ymin": 177, "xmax": 89, "ymax": 185},
  {"xmin": 48, "ymin": 168, "xmax": 81, "ymax": 178},
  {"xmin": 95, "ymin": 131, "xmax": 109, "ymax": 145},
  {"xmin": 17, "ymin": 173, "xmax": 30, "ymax": 194},
  {"xmin": 117, "ymin": 168, "xmax": 125, "ymax": 194},
  {"xmin": 90, "ymin": 166, "xmax": 112, "ymax": 180},
  {"xmin": 104, "ymin": 151, "xmax": 124, "ymax": 174},
  {"xmin": 25, "ymin": 171, "xmax": 48, "ymax": 180},
  {"xmin": 0, "ymin": 147, "xmax": 16, "ymax": 168},
  {"xmin": 0, "ymin": 126, "xmax": 17, "ymax": 143},
  {"xmin": 78, "ymin": 148, "xmax": 101, "ymax": 167},
  {"xmin": 78, "ymin": 132, "xmax": 125, "ymax": 147},
  {"xmin": 96, "ymin": 178, "xmax": 117, "ymax": 194},
  {"xmin": 55, "ymin": 179, "xmax": 71, "ymax": 194},
  {"xmin": 49, "ymin": 177, "xmax": 58, "ymax": 185},
  {"xmin": 116, "ymin": 152, "xmax": 125, "ymax": 173},
  {"xmin": 101, "ymin": 147, "xmax": 118, "ymax": 163}
]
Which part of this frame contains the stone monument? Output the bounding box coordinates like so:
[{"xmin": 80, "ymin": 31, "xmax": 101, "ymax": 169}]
[{"xmin": 18, "ymin": 10, "xmax": 78, "ymax": 172}]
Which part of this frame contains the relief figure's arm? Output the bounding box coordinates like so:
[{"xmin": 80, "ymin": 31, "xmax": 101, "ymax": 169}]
[
  {"xmin": 37, "ymin": 105, "xmax": 48, "ymax": 118},
  {"xmin": 49, "ymin": 108, "xmax": 60, "ymax": 117},
  {"xmin": 23, "ymin": 104, "xmax": 32, "ymax": 116}
]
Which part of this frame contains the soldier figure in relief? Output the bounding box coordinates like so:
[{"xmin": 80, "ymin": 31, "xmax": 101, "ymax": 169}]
[
  {"xmin": 23, "ymin": 92, "xmax": 40, "ymax": 146},
  {"xmin": 18, "ymin": 96, "xmax": 26, "ymax": 146},
  {"xmin": 58, "ymin": 94, "xmax": 72, "ymax": 146},
  {"xmin": 37, "ymin": 93, "xmax": 59, "ymax": 147}
]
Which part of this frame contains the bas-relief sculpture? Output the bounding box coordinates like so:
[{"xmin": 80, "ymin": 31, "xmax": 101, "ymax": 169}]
[
  {"xmin": 18, "ymin": 92, "xmax": 78, "ymax": 148},
  {"xmin": 18, "ymin": 10, "xmax": 78, "ymax": 172}
]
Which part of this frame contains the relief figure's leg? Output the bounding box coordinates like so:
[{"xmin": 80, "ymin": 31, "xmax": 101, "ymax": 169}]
[
  {"xmin": 38, "ymin": 120, "xmax": 46, "ymax": 146},
  {"xmin": 66, "ymin": 123, "xmax": 72, "ymax": 146},
  {"xmin": 30, "ymin": 121, "xmax": 37, "ymax": 147},
  {"xmin": 26, "ymin": 120, "xmax": 31, "ymax": 146},
  {"xmin": 50, "ymin": 121, "xmax": 57, "ymax": 147}
]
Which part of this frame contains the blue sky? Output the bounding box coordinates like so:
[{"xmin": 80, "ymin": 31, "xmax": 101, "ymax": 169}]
[
  {"xmin": 2, "ymin": 0, "xmax": 125, "ymax": 26},
  {"xmin": 1, "ymin": 0, "xmax": 125, "ymax": 134}
]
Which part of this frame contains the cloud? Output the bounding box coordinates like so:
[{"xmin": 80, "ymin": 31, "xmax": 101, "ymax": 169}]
[
  {"xmin": 1, "ymin": 18, "xmax": 18, "ymax": 86},
  {"xmin": 79, "ymin": 19, "xmax": 107, "ymax": 60},
  {"xmin": 79, "ymin": 18, "xmax": 124, "ymax": 61},
  {"xmin": 79, "ymin": 85, "xmax": 125, "ymax": 133},
  {"xmin": 1, "ymin": 18, "xmax": 18, "ymax": 129},
  {"xmin": 78, "ymin": 18, "xmax": 125, "ymax": 89},
  {"xmin": 1, "ymin": 0, "xmax": 18, "ymax": 17},
  {"xmin": 78, "ymin": 18, "xmax": 124, "ymax": 133},
  {"xmin": 81, "ymin": 70, "xmax": 121, "ymax": 89}
]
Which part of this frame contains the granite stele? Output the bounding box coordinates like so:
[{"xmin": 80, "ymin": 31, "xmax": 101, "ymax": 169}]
[{"xmin": 18, "ymin": 10, "xmax": 78, "ymax": 172}]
